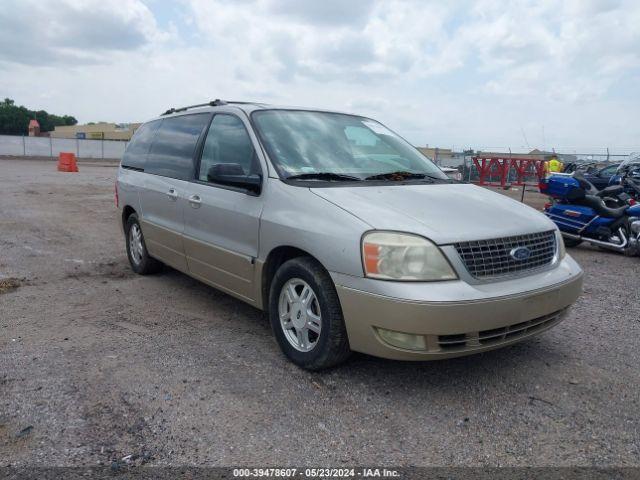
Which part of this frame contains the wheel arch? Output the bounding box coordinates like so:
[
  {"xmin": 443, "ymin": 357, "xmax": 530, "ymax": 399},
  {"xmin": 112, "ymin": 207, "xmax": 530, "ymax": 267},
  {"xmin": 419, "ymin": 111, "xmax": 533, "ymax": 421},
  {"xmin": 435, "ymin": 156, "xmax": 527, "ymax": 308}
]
[
  {"xmin": 261, "ymin": 245, "xmax": 325, "ymax": 312},
  {"xmin": 121, "ymin": 205, "xmax": 137, "ymax": 230}
]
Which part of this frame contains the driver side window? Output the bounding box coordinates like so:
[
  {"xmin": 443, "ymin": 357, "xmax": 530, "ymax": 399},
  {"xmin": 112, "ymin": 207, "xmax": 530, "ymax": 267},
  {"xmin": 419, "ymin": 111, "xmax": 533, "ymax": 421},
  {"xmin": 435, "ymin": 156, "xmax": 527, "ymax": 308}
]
[{"xmin": 199, "ymin": 114, "xmax": 257, "ymax": 183}]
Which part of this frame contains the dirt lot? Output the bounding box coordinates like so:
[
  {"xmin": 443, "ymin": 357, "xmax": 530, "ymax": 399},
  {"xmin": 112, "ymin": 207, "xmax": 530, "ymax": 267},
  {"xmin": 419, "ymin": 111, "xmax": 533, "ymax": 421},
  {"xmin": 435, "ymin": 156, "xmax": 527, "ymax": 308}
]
[
  {"xmin": 484, "ymin": 184, "xmax": 550, "ymax": 211},
  {"xmin": 1, "ymin": 158, "xmax": 639, "ymax": 467}
]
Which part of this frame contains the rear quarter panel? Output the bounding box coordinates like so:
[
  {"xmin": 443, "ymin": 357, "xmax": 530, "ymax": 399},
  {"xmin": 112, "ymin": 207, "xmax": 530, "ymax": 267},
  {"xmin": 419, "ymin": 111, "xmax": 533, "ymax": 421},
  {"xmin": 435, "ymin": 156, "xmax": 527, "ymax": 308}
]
[{"xmin": 116, "ymin": 168, "xmax": 144, "ymax": 226}]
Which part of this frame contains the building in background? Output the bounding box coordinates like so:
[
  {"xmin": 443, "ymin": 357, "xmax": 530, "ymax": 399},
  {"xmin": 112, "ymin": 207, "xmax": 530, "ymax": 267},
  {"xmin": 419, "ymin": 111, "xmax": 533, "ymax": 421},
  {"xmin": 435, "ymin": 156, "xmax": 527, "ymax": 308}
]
[
  {"xmin": 527, "ymin": 149, "xmax": 578, "ymax": 164},
  {"xmin": 417, "ymin": 146, "xmax": 455, "ymax": 165},
  {"xmin": 51, "ymin": 122, "xmax": 141, "ymax": 140},
  {"xmin": 417, "ymin": 146, "xmax": 471, "ymax": 167}
]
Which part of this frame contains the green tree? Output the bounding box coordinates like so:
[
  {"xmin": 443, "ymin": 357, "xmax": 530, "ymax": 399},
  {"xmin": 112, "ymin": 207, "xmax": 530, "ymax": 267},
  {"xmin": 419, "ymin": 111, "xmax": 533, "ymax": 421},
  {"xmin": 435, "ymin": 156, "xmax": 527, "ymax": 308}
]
[{"xmin": 0, "ymin": 98, "xmax": 78, "ymax": 135}]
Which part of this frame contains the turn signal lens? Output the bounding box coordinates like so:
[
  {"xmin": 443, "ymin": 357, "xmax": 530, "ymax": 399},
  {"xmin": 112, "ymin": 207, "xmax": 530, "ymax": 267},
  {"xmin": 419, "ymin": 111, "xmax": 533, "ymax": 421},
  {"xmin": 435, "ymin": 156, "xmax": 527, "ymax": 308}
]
[{"xmin": 362, "ymin": 231, "xmax": 457, "ymax": 281}]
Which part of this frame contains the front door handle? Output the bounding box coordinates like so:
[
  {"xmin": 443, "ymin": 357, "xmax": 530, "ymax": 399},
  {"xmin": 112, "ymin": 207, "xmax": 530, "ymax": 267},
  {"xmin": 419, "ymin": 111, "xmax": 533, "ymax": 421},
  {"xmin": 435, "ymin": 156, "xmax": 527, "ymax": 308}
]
[
  {"xmin": 166, "ymin": 188, "xmax": 178, "ymax": 201},
  {"xmin": 188, "ymin": 194, "xmax": 202, "ymax": 208}
]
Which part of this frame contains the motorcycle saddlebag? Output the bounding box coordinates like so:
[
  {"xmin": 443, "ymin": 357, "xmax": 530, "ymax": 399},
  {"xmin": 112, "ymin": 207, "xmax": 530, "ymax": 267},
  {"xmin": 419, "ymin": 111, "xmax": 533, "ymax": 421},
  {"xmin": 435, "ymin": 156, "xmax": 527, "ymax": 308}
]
[{"xmin": 545, "ymin": 204, "xmax": 596, "ymax": 234}]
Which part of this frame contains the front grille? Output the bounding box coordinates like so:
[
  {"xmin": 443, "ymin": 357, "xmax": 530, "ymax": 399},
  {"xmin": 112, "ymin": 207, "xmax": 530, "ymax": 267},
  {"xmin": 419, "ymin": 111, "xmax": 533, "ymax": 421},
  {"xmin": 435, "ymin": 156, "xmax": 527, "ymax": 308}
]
[
  {"xmin": 454, "ymin": 230, "xmax": 556, "ymax": 279},
  {"xmin": 433, "ymin": 308, "xmax": 566, "ymax": 352}
]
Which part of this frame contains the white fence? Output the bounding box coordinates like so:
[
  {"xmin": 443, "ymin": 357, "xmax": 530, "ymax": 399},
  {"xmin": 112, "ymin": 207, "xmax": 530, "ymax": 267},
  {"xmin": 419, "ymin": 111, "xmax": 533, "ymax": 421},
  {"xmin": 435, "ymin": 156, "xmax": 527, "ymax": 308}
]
[{"xmin": 0, "ymin": 134, "xmax": 128, "ymax": 160}]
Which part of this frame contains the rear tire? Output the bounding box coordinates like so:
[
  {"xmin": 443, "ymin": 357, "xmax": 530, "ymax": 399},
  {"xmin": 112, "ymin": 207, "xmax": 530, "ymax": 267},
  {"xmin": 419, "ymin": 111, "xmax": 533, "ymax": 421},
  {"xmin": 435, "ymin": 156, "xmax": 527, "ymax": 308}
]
[
  {"xmin": 125, "ymin": 213, "xmax": 163, "ymax": 275},
  {"xmin": 269, "ymin": 257, "xmax": 351, "ymax": 370}
]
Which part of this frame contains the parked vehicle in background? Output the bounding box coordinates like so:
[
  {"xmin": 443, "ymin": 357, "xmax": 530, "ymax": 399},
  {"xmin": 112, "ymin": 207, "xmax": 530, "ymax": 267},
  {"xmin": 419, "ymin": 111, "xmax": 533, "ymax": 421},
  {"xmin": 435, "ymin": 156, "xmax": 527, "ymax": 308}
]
[
  {"xmin": 563, "ymin": 162, "xmax": 597, "ymax": 175},
  {"xmin": 116, "ymin": 100, "xmax": 583, "ymax": 370},
  {"xmin": 439, "ymin": 166, "xmax": 463, "ymax": 181},
  {"xmin": 617, "ymin": 161, "xmax": 640, "ymax": 202},
  {"xmin": 541, "ymin": 171, "xmax": 635, "ymax": 208},
  {"xmin": 610, "ymin": 156, "xmax": 640, "ymax": 190},
  {"xmin": 542, "ymin": 174, "xmax": 640, "ymax": 254},
  {"xmin": 581, "ymin": 163, "xmax": 621, "ymax": 190}
]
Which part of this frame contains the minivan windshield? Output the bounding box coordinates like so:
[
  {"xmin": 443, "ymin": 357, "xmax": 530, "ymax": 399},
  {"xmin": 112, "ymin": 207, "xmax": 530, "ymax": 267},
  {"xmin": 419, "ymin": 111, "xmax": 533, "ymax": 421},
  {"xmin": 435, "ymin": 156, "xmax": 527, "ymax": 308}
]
[{"xmin": 252, "ymin": 110, "xmax": 448, "ymax": 182}]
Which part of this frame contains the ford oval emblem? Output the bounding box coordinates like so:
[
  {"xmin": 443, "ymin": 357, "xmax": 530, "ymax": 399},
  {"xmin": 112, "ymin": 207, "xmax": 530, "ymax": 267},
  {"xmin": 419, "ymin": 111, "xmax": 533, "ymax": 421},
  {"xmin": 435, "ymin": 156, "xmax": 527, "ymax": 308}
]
[{"xmin": 510, "ymin": 246, "xmax": 531, "ymax": 261}]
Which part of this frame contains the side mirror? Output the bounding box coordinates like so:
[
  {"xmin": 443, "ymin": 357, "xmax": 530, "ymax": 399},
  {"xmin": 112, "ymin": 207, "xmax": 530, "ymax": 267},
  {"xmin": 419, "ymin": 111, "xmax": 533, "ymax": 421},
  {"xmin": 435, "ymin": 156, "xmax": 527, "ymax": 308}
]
[{"xmin": 207, "ymin": 163, "xmax": 261, "ymax": 194}]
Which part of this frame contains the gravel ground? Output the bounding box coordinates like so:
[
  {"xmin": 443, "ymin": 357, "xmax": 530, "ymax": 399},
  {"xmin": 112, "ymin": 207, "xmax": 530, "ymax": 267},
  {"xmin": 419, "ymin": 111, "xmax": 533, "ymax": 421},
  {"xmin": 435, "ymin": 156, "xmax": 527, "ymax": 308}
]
[{"xmin": 1, "ymin": 158, "xmax": 639, "ymax": 467}]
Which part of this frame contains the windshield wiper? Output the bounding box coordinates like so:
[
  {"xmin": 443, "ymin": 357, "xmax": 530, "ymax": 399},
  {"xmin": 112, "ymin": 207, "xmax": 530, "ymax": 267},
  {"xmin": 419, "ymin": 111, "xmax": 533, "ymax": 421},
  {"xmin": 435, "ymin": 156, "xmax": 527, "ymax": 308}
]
[
  {"xmin": 424, "ymin": 173, "xmax": 454, "ymax": 182},
  {"xmin": 286, "ymin": 172, "xmax": 362, "ymax": 181},
  {"xmin": 365, "ymin": 171, "xmax": 452, "ymax": 182},
  {"xmin": 364, "ymin": 171, "xmax": 430, "ymax": 181}
]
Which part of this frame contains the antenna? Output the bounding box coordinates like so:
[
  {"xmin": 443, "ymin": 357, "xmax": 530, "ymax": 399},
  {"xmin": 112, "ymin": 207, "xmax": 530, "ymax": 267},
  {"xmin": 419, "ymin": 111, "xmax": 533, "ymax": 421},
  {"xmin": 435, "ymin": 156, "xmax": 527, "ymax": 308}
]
[{"xmin": 520, "ymin": 126, "xmax": 531, "ymax": 151}]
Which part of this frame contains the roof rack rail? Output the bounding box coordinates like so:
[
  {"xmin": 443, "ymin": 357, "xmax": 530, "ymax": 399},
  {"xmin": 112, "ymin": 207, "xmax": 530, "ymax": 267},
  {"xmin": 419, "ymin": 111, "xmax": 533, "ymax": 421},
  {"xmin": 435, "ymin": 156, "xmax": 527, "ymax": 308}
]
[
  {"xmin": 161, "ymin": 99, "xmax": 227, "ymax": 116},
  {"xmin": 226, "ymin": 100, "xmax": 272, "ymax": 107}
]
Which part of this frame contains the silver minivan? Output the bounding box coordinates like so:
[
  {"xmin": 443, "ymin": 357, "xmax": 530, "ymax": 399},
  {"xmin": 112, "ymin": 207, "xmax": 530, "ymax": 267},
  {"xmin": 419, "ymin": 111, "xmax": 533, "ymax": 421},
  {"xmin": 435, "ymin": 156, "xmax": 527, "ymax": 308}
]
[{"xmin": 116, "ymin": 100, "xmax": 583, "ymax": 370}]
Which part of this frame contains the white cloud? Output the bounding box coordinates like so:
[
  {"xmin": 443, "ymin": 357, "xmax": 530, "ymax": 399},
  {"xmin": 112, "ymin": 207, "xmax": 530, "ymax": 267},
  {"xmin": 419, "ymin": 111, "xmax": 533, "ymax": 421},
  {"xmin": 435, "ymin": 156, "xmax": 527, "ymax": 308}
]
[
  {"xmin": 0, "ymin": 0, "xmax": 172, "ymax": 66},
  {"xmin": 458, "ymin": 0, "xmax": 640, "ymax": 102},
  {"xmin": 265, "ymin": 0, "xmax": 375, "ymax": 26},
  {"xmin": 1, "ymin": 0, "xmax": 638, "ymax": 152}
]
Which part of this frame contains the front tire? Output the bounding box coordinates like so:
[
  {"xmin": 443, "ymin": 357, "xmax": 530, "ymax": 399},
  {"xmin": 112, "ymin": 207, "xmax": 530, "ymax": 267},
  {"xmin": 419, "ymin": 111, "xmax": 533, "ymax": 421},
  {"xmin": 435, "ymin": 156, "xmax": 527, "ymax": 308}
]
[
  {"xmin": 269, "ymin": 257, "xmax": 351, "ymax": 370},
  {"xmin": 125, "ymin": 213, "xmax": 163, "ymax": 275}
]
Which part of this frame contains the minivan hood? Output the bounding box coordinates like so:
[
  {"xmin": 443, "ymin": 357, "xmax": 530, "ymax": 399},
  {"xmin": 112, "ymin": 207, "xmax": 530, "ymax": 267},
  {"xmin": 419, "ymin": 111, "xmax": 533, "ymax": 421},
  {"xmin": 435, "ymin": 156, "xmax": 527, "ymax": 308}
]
[{"xmin": 311, "ymin": 183, "xmax": 555, "ymax": 244}]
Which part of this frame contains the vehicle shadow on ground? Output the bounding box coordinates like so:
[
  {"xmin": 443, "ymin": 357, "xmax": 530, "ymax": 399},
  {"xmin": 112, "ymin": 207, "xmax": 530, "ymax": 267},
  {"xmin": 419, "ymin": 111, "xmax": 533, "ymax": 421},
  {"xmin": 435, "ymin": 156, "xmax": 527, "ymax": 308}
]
[
  {"xmin": 328, "ymin": 342, "xmax": 569, "ymax": 400},
  {"xmin": 160, "ymin": 265, "xmax": 266, "ymax": 319},
  {"xmin": 343, "ymin": 342, "xmax": 552, "ymax": 376},
  {"xmin": 156, "ymin": 264, "xmax": 567, "ymax": 392}
]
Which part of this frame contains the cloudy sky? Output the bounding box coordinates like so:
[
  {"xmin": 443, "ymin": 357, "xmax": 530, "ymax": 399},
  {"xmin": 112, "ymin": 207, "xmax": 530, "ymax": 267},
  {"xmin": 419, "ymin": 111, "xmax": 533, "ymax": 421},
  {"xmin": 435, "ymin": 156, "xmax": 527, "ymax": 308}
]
[{"xmin": 1, "ymin": 0, "xmax": 638, "ymax": 153}]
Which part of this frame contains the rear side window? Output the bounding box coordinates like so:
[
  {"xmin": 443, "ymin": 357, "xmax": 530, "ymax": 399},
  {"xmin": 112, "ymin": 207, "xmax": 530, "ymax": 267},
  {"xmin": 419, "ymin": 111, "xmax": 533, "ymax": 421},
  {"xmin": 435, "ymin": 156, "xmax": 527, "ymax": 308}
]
[
  {"xmin": 145, "ymin": 113, "xmax": 211, "ymax": 180},
  {"xmin": 121, "ymin": 120, "xmax": 161, "ymax": 170}
]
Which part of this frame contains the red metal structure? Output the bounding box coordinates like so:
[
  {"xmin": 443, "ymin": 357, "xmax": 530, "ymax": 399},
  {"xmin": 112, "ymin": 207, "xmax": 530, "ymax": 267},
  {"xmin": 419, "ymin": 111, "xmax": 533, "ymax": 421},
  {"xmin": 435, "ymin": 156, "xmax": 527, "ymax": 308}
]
[{"xmin": 472, "ymin": 156, "xmax": 546, "ymax": 187}]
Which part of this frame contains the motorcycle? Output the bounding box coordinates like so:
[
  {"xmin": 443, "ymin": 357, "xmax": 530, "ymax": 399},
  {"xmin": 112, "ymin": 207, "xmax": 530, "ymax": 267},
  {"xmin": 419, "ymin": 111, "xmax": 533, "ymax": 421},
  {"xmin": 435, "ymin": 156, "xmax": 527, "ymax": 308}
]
[
  {"xmin": 541, "ymin": 171, "xmax": 636, "ymax": 208},
  {"xmin": 539, "ymin": 174, "xmax": 640, "ymax": 254},
  {"xmin": 608, "ymin": 157, "xmax": 640, "ymax": 200}
]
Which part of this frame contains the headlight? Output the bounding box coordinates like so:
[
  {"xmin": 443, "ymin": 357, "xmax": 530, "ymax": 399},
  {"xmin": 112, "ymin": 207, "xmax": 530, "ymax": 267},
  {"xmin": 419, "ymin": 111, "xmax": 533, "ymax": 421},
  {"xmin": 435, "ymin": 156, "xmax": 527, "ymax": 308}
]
[
  {"xmin": 362, "ymin": 231, "xmax": 457, "ymax": 281},
  {"xmin": 555, "ymin": 229, "xmax": 566, "ymax": 260}
]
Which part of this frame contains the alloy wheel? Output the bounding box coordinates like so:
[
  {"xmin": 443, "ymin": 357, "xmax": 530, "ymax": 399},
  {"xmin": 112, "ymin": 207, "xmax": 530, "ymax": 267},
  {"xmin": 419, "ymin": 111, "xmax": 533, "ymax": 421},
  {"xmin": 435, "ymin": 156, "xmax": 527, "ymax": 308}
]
[
  {"xmin": 278, "ymin": 278, "xmax": 322, "ymax": 352},
  {"xmin": 129, "ymin": 223, "xmax": 144, "ymax": 265}
]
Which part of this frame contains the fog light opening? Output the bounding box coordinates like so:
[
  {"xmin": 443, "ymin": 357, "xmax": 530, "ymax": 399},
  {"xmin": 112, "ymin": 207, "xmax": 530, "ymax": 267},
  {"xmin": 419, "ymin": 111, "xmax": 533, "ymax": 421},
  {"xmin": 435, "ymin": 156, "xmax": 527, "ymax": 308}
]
[{"xmin": 376, "ymin": 327, "xmax": 427, "ymax": 351}]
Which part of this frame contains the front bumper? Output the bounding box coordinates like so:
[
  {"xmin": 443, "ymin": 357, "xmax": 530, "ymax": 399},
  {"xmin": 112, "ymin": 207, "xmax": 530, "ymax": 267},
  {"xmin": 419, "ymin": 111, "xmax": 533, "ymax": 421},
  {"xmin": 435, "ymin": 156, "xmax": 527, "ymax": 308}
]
[{"xmin": 333, "ymin": 256, "xmax": 583, "ymax": 360}]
